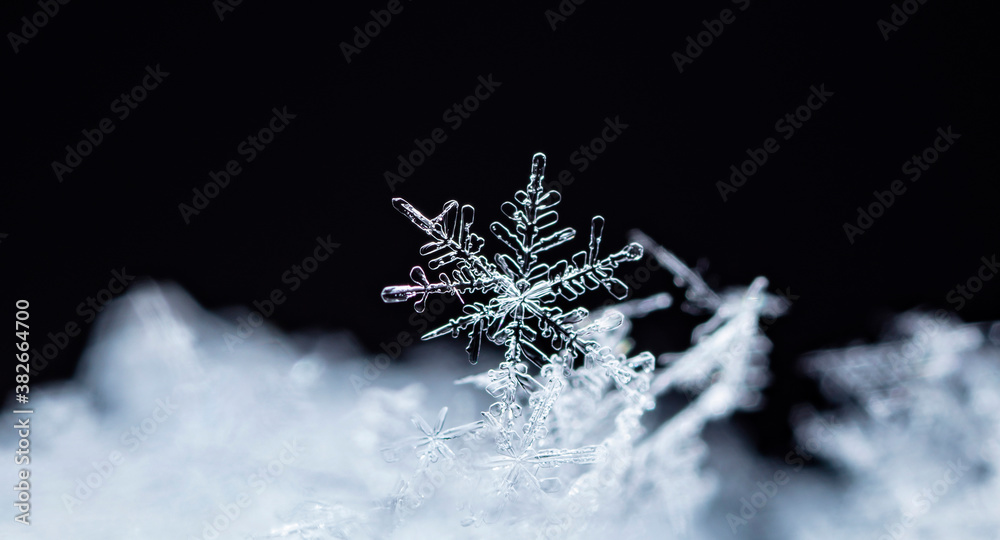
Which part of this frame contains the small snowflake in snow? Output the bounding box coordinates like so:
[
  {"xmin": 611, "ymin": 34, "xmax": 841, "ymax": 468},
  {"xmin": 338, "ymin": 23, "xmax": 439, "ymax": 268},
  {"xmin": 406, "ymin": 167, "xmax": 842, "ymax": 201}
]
[{"xmin": 381, "ymin": 407, "xmax": 484, "ymax": 463}]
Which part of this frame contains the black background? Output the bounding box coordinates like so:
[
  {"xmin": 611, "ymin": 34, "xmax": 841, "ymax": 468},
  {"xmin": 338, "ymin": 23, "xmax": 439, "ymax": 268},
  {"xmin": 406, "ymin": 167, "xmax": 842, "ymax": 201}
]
[{"xmin": 2, "ymin": 0, "xmax": 998, "ymax": 457}]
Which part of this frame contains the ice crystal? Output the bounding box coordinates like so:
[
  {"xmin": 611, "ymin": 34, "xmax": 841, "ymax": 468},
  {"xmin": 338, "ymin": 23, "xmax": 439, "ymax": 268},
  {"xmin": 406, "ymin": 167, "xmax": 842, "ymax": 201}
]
[
  {"xmin": 372, "ymin": 152, "xmax": 786, "ymax": 535},
  {"xmin": 381, "ymin": 152, "xmax": 643, "ymax": 368},
  {"xmin": 379, "ymin": 153, "xmax": 653, "ymax": 522},
  {"xmin": 380, "ymin": 407, "xmax": 483, "ymax": 463}
]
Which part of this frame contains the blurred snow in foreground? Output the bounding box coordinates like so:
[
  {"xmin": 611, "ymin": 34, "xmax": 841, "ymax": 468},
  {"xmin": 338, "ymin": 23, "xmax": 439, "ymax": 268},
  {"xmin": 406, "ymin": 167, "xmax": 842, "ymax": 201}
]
[{"xmin": 2, "ymin": 284, "xmax": 998, "ymax": 539}]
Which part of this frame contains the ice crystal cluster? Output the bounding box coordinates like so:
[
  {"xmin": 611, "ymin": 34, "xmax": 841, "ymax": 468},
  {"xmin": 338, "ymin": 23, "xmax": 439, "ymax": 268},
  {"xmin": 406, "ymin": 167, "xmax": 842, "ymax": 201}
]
[{"xmin": 372, "ymin": 153, "xmax": 788, "ymax": 537}]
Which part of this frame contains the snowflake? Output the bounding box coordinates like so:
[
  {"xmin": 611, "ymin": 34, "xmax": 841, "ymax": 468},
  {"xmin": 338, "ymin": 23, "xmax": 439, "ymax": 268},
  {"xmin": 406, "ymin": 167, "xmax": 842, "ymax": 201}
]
[
  {"xmin": 476, "ymin": 377, "xmax": 606, "ymax": 500},
  {"xmin": 371, "ymin": 152, "xmax": 784, "ymax": 534},
  {"xmin": 378, "ymin": 152, "xmax": 647, "ymax": 520},
  {"xmin": 380, "ymin": 407, "xmax": 484, "ymax": 463},
  {"xmin": 381, "ymin": 152, "xmax": 643, "ymax": 371}
]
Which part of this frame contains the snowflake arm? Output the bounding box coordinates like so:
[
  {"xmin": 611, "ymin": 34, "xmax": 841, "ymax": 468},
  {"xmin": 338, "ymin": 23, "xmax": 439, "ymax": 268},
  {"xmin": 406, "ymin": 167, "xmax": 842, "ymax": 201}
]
[
  {"xmin": 629, "ymin": 228, "xmax": 721, "ymax": 312},
  {"xmin": 380, "ymin": 199, "xmax": 509, "ymax": 314},
  {"xmin": 488, "ymin": 153, "xmax": 576, "ymax": 276}
]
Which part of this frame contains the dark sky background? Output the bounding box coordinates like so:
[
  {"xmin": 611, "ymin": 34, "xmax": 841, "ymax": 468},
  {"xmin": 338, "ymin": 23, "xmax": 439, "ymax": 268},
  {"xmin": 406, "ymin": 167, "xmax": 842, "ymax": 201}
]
[{"xmin": 2, "ymin": 0, "xmax": 998, "ymax": 457}]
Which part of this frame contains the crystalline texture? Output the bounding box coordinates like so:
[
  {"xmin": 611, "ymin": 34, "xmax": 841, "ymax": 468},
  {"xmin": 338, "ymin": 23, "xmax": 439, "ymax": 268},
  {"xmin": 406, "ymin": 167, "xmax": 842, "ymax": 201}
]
[
  {"xmin": 381, "ymin": 152, "xmax": 644, "ymax": 369},
  {"xmin": 379, "ymin": 153, "xmax": 650, "ymax": 519},
  {"xmin": 373, "ymin": 152, "xmax": 784, "ymax": 534}
]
